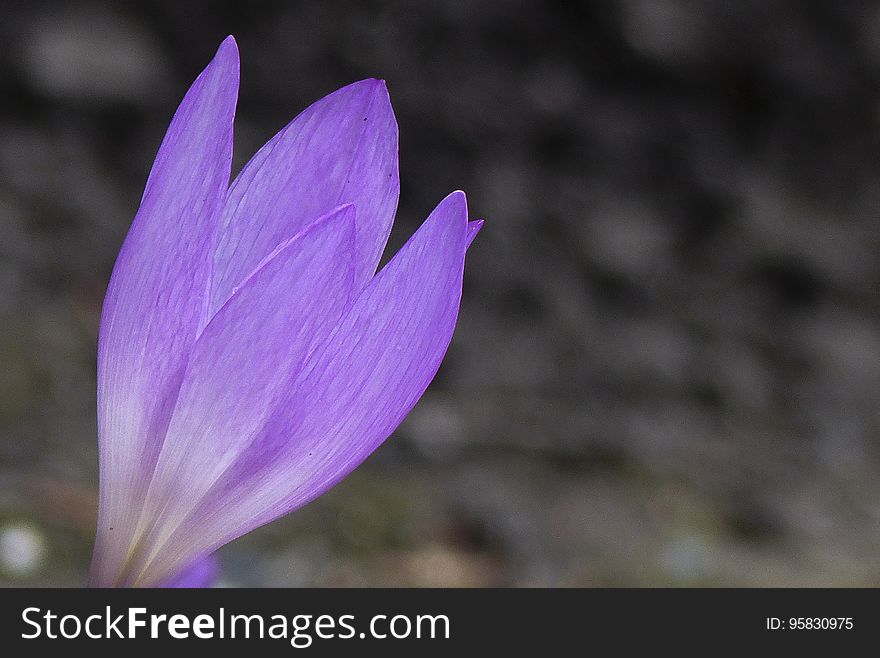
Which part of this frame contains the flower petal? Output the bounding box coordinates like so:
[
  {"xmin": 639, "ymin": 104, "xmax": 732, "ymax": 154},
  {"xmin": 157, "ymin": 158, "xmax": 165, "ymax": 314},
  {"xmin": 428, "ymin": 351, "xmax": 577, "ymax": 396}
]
[
  {"xmin": 210, "ymin": 78, "xmax": 398, "ymax": 314},
  {"xmin": 134, "ymin": 191, "xmax": 468, "ymax": 585},
  {"xmin": 467, "ymin": 219, "xmax": 484, "ymax": 248},
  {"xmin": 160, "ymin": 554, "xmax": 219, "ymax": 588},
  {"xmin": 123, "ymin": 205, "xmax": 356, "ymax": 585},
  {"xmin": 89, "ymin": 37, "xmax": 239, "ymax": 587}
]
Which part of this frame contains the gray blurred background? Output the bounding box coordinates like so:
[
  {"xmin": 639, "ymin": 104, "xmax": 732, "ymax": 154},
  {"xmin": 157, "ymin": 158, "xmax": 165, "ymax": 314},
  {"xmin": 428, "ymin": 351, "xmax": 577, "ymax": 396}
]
[{"xmin": 2, "ymin": 0, "xmax": 880, "ymax": 586}]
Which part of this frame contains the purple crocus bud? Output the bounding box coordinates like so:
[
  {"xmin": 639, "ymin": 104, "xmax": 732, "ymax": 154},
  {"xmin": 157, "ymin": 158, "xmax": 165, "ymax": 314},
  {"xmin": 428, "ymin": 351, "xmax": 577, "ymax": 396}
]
[{"xmin": 88, "ymin": 36, "xmax": 481, "ymax": 587}]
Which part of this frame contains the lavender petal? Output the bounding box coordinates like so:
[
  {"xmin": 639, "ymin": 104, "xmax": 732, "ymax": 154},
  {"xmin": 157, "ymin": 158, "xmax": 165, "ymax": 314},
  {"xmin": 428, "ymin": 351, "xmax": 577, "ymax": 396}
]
[
  {"xmin": 467, "ymin": 219, "xmax": 484, "ymax": 248},
  {"xmin": 209, "ymin": 78, "xmax": 398, "ymax": 314},
  {"xmin": 160, "ymin": 554, "xmax": 219, "ymax": 588},
  {"xmin": 122, "ymin": 205, "xmax": 356, "ymax": 585},
  {"xmin": 89, "ymin": 37, "xmax": 239, "ymax": 587},
  {"xmin": 133, "ymin": 191, "xmax": 468, "ymax": 584}
]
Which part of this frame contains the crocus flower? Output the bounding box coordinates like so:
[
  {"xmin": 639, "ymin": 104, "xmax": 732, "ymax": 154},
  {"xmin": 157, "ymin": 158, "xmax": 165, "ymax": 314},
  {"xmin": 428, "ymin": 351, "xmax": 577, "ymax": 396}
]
[{"xmin": 88, "ymin": 36, "xmax": 481, "ymax": 587}]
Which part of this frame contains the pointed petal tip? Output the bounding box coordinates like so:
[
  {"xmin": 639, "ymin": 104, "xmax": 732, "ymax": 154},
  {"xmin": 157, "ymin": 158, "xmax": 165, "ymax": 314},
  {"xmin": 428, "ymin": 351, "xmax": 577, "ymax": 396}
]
[
  {"xmin": 299, "ymin": 203, "xmax": 357, "ymax": 253},
  {"xmin": 202, "ymin": 36, "xmax": 239, "ymax": 87},
  {"xmin": 243, "ymin": 203, "xmax": 357, "ymax": 289},
  {"xmin": 214, "ymin": 35, "xmax": 240, "ymax": 62},
  {"xmin": 466, "ymin": 219, "xmax": 484, "ymax": 248},
  {"xmin": 297, "ymin": 203, "xmax": 357, "ymax": 243},
  {"xmin": 359, "ymin": 77, "xmax": 388, "ymax": 91},
  {"xmin": 330, "ymin": 202, "xmax": 357, "ymax": 235},
  {"xmin": 441, "ymin": 190, "xmax": 469, "ymax": 221},
  {"xmin": 336, "ymin": 78, "xmax": 391, "ymax": 104}
]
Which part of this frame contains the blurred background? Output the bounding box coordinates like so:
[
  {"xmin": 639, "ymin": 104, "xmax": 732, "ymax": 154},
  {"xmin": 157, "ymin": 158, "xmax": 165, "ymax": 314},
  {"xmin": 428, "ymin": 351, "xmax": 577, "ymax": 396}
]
[{"xmin": 1, "ymin": 0, "xmax": 880, "ymax": 586}]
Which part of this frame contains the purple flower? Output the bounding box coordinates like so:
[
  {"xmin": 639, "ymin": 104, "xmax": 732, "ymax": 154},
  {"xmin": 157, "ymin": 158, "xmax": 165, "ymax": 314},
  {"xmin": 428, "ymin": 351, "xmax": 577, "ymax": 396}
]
[{"xmin": 88, "ymin": 36, "xmax": 481, "ymax": 587}]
